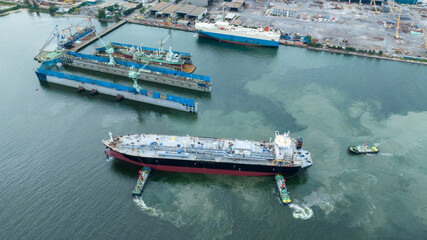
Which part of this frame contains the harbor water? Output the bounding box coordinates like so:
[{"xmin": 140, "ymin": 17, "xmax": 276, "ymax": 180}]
[{"xmin": 1, "ymin": 11, "xmax": 427, "ymax": 239}]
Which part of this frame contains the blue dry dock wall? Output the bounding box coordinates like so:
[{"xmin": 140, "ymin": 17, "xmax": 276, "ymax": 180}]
[
  {"xmin": 37, "ymin": 62, "xmax": 196, "ymax": 107},
  {"xmin": 66, "ymin": 51, "xmax": 211, "ymax": 83},
  {"xmin": 96, "ymin": 42, "xmax": 191, "ymax": 57}
]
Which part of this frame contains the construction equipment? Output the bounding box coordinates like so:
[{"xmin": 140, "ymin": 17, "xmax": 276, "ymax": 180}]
[
  {"xmin": 373, "ymin": 0, "xmax": 379, "ymax": 14},
  {"xmin": 395, "ymin": 7, "xmax": 402, "ymax": 39},
  {"xmin": 61, "ymin": 0, "xmax": 74, "ymax": 13}
]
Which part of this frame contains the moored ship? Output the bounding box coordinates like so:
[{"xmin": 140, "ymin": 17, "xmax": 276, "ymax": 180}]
[
  {"xmin": 59, "ymin": 18, "xmax": 95, "ymax": 48},
  {"xmin": 195, "ymin": 21, "xmax": 281, "ymax": 47},
  {"xmin": 103, "ymin": 131, "xmax": 312, "ymax": 177},
  {"xmin": 94, "ymin": 42, "xmax": 196, "ymax": 73}
]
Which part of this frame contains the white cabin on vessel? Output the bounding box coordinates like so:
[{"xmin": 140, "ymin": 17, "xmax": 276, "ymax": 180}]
[{"xmin": 274, "ymin": 131, "xmax": 293, "ymax": 162}]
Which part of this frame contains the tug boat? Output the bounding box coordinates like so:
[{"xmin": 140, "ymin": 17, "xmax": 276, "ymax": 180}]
[
  {"xmin": 275, "ymin": 174, "xmax": 291, "ymax": 204},
  {"xmin": 348, "ymin": 144, "xmax": 379, "ymax": 154},
  {"xmin": 132, "ymin": 167, "xmax": 151, "ymax": 196}
]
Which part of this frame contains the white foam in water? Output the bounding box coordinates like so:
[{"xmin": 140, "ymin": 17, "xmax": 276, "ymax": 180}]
[
  {"xmin": 380, "ymin": 153, "xmax": 393, "ymax": 156},
  {"xmin": 106, "ymin": 156, "xmax": 114, "ymax": 162},
  {"xmin": 288, "ymin": 203, "xmax": 313, "ymax": 220},
  {"xmin": 133, "ymin": 197, "xmax": 164, "ymax": 218}
]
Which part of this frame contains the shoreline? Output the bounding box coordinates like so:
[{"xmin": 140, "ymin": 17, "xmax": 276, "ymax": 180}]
[
  {"xmin": 0, "ymin": 8, "xmax": 22, "ymax": 16},
  {"xmin": 7, "ymin": 8, "xmax": 424, "ymax": 66},
  {"xmin": 280, "ymin": 41, "xmax": 427, "ymax": 66},
  {"xmin": 127, "ymin": 19, "xmax": 426, "ymax": 66}
]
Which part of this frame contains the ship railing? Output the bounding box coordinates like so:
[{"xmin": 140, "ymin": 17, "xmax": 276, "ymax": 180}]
[
  {"xmin": 108, "ymin": 42, "xmax": 192, "ymax": 57},
  {"xmin": 132, "ymin": 145, "xmax": 277, "ymax": 164}
]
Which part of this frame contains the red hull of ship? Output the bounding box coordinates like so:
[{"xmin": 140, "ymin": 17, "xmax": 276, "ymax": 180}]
[{"xmin": 106, "ymin": 149, "xmax": 276, "ymax": 176}]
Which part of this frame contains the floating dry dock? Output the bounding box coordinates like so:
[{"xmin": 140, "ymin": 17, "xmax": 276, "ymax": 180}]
[
  {"xmin": 35, "ymin": 61, "xmax": 198, "ymax": 113},
  {"xmin": 62, "ymin": 52, "xmax": 211, "ymax": 92}
]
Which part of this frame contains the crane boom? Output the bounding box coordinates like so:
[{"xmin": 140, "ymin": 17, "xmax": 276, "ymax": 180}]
[
  {"xmin": 373, "ymin": 0, "xmax": 379, "ymax": 14},
  {"xmin": 424, "ymin": 29, "xmax": 427, "ymax": 50},
  {"xmin": 395, "ymin": 8, "xmax": 401, "ymax": 39}
]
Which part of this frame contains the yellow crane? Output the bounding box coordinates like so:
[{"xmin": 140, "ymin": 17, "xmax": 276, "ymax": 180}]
[
  {"xmin": 386, "ymin": 0, "xmax": 395, "ymax": 18},
  {"xmin": 373, "ymin": 0, "xmax": 379, "ymax": 14},
  {"xmin": 395, "ymin": 7, "xmax": 401, "ymax": 39},
  {"xmin": 424, "ymin": 29, "xmax": 427, "ymax": 50}
]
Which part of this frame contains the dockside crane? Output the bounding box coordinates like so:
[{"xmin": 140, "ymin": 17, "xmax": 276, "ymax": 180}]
[
  {"xmin": 386, "ymin": 0, "xmax": 395, "ymax": 20},
  {"xmin": 395, "ymin": 7, "xmax": 402, "ymax": 39},
  {"xmin": 424, "ymin": 29, "xmax": 427, "ymax": 50},
  {"xmin": 128, "ymin": 59, "xmax": 152, "ymax": 94},
  {"xmin": 373, "ymin": 0, "xmax": 379, "ymax": 14}
]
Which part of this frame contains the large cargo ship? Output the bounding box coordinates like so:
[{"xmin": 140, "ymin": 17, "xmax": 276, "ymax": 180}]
[
  {"xmin": 103, "ymin": 131, "xmax": 312, "ymax": 177},
  {"xmin": 94, "ymin": 42, "xmax": 196, "ymax": 73},
  {"xmin": 59, "ymin": 18, "xmax": 95, "ymax": 48},
  {"xmin": 195, "ymin": 21, "xmax": 281, "ymax": 47}
]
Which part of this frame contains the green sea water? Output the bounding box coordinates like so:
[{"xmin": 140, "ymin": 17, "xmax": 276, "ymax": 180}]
[{"xmin": 1, "ymin": 10, "xmax": 427, "ymax": 239}]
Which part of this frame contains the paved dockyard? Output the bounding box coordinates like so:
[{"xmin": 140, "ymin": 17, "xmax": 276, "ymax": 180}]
[{"xmin": 239, "ymin": 0, "xmax": 426, "ymax": 58}]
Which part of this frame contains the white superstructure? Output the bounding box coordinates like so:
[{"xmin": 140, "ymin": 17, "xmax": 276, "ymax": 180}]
[{"xmin": 195, "ymin": 21, "xmax": 281, "ymax": 42}]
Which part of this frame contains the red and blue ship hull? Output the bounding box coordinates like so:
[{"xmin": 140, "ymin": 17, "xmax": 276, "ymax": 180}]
[
  {"xmin": 60, "ymin": 27, "xmax": 95, "ymax": 48},
  {"xmin": 105, "ymin": 148, "xmax": 305, "ymax": 177},
  {"xmin": 197, "ymin": 30, "xmax": 279, "ymax": 47}
]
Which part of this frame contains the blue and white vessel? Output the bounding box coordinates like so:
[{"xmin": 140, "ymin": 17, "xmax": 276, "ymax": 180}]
[{"xmin": 195, "ymin": 21, "xmax": 281, "ymax": 47}]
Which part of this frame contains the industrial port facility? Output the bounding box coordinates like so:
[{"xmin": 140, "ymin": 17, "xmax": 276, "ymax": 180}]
[{"xmin": 34, "ymin": 17, "xmax": 213, "ymax": 113}]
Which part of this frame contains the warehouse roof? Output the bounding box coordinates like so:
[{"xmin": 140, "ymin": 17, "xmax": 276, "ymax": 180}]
[
  {"xmin": 149, "ymin": 2, "xmax": 170, "ymax": 12},
  {"xmin": 176, "ymin": 5, "xmax": 197, "ymax": 14},
  {"xmin": 188, "ymin": 7, "xmax": 207, "ymax": 17},
  {"xmin": 160, "ymin": 4, "xmax": 181, "ymax": 15}
]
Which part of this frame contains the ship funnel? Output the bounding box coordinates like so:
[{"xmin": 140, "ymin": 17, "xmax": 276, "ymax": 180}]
[{"xmin": 297, "ymin": 137, "xmax": 303, "ymax": 149}]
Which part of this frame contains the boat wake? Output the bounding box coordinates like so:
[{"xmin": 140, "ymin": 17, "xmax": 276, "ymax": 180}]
[
  {"xmin": 133, "ymin": 197, "xmax": 164, "ymax": 218},
  {"xmin": 380, "ymin": 153, "xmax": 393, "ymax": 156},
  {"xmin": 133, "ymin": 197, "xmax": 186, "ymax": 227},
  {"xmin": 288, "ymin": 203, "xmax": 313, "ymax": 220}
]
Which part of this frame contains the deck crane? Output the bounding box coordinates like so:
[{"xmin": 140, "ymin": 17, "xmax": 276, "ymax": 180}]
[
  {"xmin": 93, "ymin": 30, "xmax": 115, "ymax": 65},
  {"xmin": 158, "ymin": 34, "xmax": 170, "ymax": 52},
  {"xmin": 395, "ymin": 7, "xmax": 402, "ymax": 39}
]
